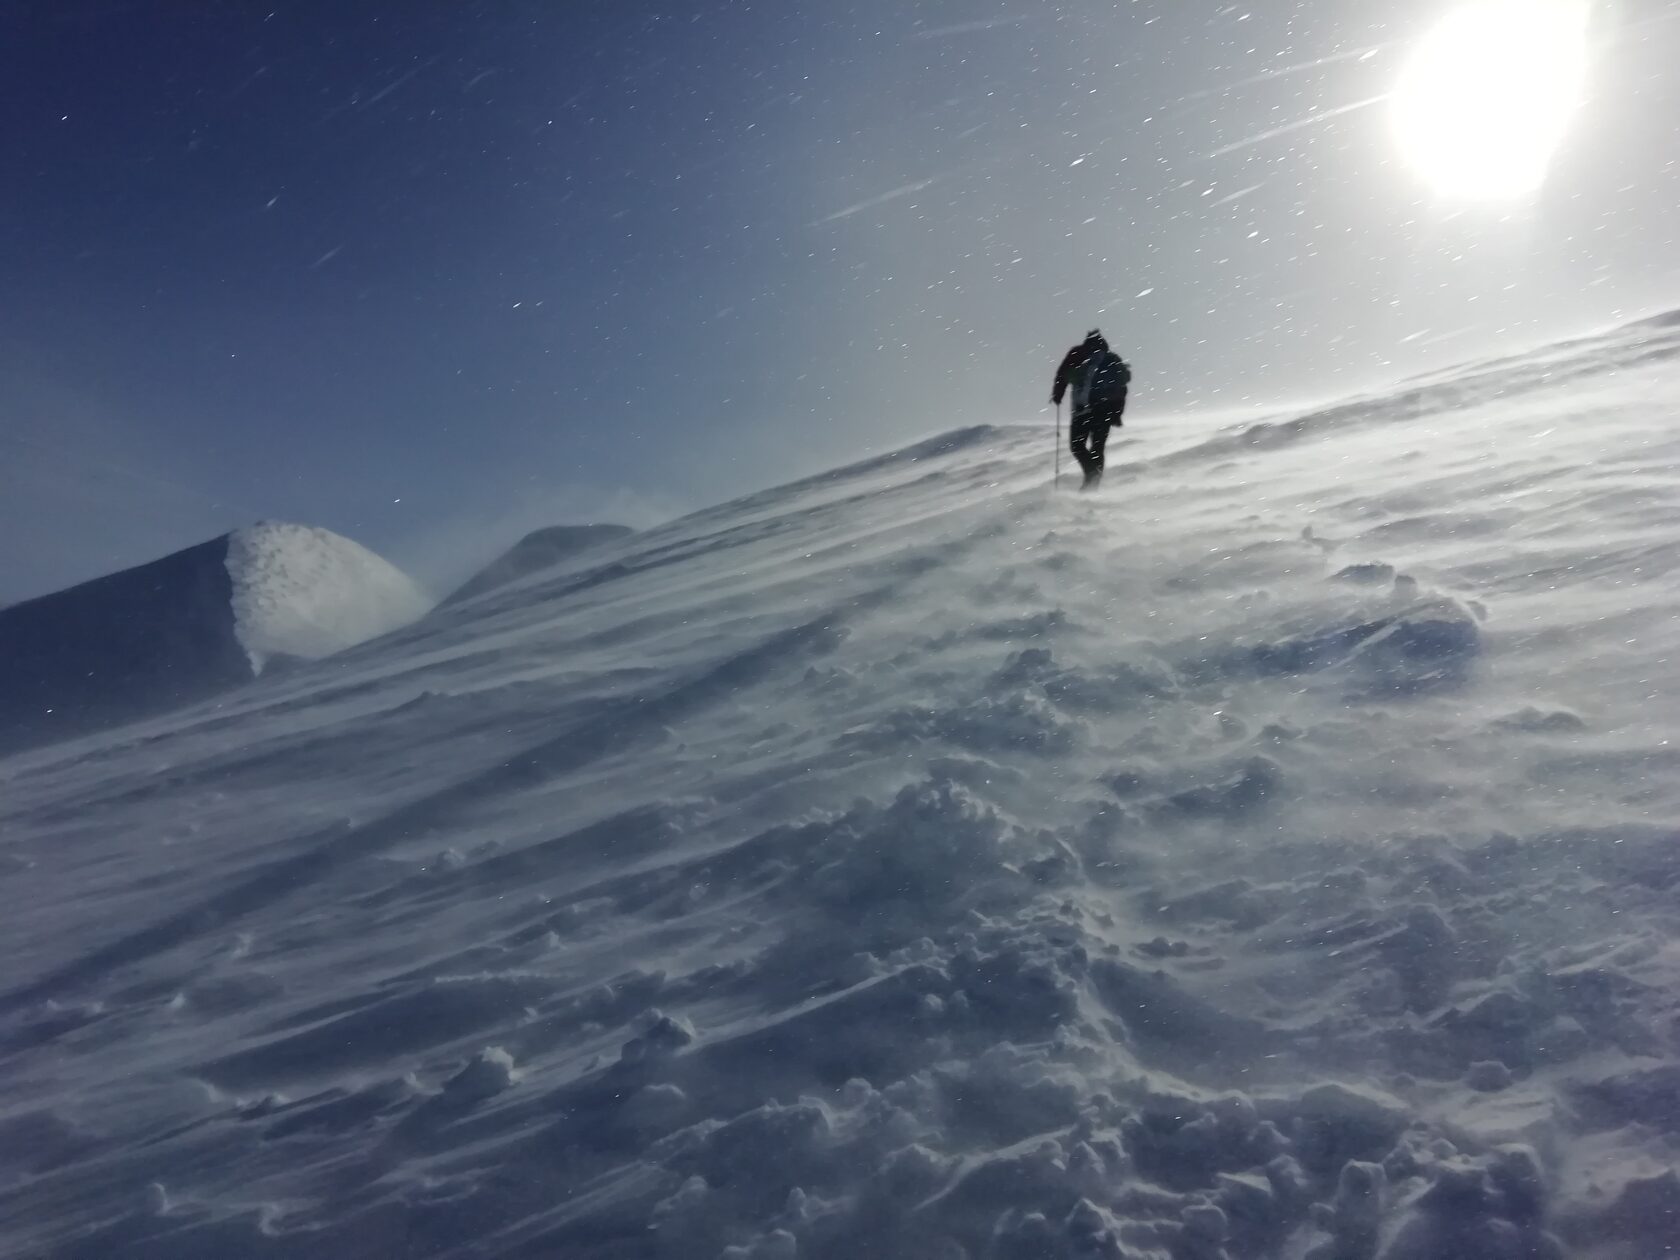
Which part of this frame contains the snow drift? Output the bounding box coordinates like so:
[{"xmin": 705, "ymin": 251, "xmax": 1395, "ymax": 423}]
[
  {"xmin": 2, "ymin": 312, "xmax": 1679, "ymax": 1259},
  {"xmin": 0, "ymin": 522, "xmax": 429, "ymax": 751}
]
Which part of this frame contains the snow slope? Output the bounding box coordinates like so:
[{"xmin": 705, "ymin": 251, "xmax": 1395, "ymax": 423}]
[
  {"xmin": 2, "ymin": 313, "xmax": 1679, "ymax": 1259},
  {"xmin": 0, "ymin": 535, "xmax": 249, "ymax": 754},
  {"xmin": 0, "ymin": 523, "xmax": 430, "ymax": 753}
]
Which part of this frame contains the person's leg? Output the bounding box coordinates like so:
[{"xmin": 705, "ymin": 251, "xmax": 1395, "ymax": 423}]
[
  {"xmin": 1088, "ymin": 416, "xmax": 1111, "ymax": 477},
  {"xmin": 1069, "ymin": 411, "xmax": 1097, "ymax": 479}
]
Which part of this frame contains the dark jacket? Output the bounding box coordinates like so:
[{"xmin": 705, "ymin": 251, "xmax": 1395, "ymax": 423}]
[{"xmin": 1053, "ymin": 335, "xmax": 1131, "ymax": 415}]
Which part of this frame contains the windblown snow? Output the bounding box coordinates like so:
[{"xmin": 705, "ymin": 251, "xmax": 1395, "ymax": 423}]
[
  {"xmin": 226, "ymin": 522, "xmax": 432, "ymax": 672},
  {"xmin": 3, "ymin": 313, "xmax": 1680, "ymax": 1259}
]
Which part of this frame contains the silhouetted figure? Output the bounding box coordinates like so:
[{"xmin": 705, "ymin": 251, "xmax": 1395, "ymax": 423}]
[{"xmin": 1051, "ymin": 329, "xmax": 1131, "ymax": 490}]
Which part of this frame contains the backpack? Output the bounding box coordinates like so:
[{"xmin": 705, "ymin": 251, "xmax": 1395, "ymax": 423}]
[{"xmin": 1074, "ymin": 349, "xmax": 1131, "ymax": 411}]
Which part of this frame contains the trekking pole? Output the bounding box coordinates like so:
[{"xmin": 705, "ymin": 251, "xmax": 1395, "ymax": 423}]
[{"xmin": 1054, "ymin": 400, "xmax": 1061, "ymax": 489}]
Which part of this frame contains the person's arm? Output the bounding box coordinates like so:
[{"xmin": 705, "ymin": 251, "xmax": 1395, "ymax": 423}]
[{"xmin": 1051, "ymin": 347, "xmax": 1077, "ymax": 404}]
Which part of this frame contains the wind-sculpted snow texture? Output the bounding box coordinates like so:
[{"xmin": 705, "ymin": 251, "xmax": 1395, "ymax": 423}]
[{"xmin": 3, "ymin": 314, "xmax": 1680, "ymax": 1258}]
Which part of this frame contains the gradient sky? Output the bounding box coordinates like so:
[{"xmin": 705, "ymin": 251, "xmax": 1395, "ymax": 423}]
[{"xmin": 4, "ymin": 0, "xmax": 1677, "ymax": 601}]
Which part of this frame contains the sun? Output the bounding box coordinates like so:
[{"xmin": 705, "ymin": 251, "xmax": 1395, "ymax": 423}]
[{"xmin": 1390, "ymin": 0, "xmax": 1589, "ymax": 201}]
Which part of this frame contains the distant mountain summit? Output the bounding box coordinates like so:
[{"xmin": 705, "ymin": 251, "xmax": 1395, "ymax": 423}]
[
  {"xmin": 444, "ymin": 524, "xmax": 633, "ymax": 605},
  {"xmin": 224, "ymin": 522, "xmax": 432, "ymax": 670},
  {"xmin": 0, "ymin": 522, "xmax": 430, "ymax": 752}
]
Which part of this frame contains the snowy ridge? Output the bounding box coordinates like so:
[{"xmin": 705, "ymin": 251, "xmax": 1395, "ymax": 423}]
[
  {"xmin": 226, "ymin": 522, "xmax": 433, "ymax": 672},
  {"xmin": 2, "ymin": 315, "xmax": 1679, "ymax": 1258},
  {"xmin": 444, "ymin": 525, "xmax": 635, "ymax": 607}
]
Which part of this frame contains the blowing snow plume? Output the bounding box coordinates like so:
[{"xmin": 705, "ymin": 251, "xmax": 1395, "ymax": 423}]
[
  {"xmin": 0, "ymin": 521, "xmax": 430, "ymax": 752},
  {"xmin": 2, "ymin": 314, "xmax": 1680, "ymax": 1258}
]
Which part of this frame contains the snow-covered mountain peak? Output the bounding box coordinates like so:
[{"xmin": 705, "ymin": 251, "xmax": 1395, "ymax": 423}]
[
  {"xmin": 225, "ymin": 521, "xmax": 433, "ymax": 672},
  {"xmin": 0, "ymin": 522, "xmax": 431, "ymax": 752},
  {"xmin": 443, "ymin": 523, "xmax": 635, "ymax": 607}
]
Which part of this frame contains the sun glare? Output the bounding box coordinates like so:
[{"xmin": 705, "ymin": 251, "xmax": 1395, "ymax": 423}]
[{"xmin": 1391, "ymin": 0, "xmax": 1588, "ymax": 201}]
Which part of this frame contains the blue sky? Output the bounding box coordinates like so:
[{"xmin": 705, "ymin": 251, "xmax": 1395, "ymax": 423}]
[{"xmin": 3, "ymin": 1, "xmax": 1677, "ymax": 600}]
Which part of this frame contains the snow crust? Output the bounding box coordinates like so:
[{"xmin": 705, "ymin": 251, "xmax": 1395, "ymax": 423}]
[
  {"xmin": 226, "ymin": 521, "xmax": 433, "ymax": 671},
  {"xmin": 2, "ymin": 313, "xmax": 1680, "ymax": 1258}
]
